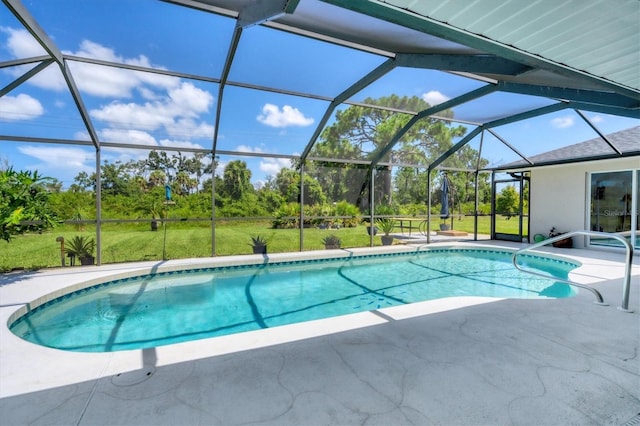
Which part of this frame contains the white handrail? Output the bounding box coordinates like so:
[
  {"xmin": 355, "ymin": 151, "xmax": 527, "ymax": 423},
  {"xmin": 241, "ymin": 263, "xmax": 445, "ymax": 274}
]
[{"xmin": 512, "ymin": 230, "xmax": 634, "ymax": 312}]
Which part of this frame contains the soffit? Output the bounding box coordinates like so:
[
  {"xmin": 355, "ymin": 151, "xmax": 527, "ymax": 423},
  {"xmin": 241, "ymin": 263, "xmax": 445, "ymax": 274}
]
[{"xmin": 377, "ymin": 0, "xmax": 640, "ymax": 94}]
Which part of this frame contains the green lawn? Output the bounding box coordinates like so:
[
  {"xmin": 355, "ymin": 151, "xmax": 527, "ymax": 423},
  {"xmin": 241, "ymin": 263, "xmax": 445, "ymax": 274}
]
[{"xmin": 0, "ymin": 215, "xmax": 526, "ymax": 271}]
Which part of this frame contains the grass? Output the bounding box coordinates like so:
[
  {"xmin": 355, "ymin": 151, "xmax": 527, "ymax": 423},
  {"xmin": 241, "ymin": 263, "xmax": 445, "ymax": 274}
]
[{"xmin": 0, "ymin": 215, "xmax": 526, "ymax": 271}]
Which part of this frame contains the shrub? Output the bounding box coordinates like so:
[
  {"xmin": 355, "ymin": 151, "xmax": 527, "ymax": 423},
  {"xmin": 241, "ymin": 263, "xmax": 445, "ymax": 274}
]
[
  {"xmin": 321, "ymin": 234, "xmax": 341, "ymax": 247},
  {"xmin": 376, "ymin": 218, "xmax": 396, "ymax": 235}
]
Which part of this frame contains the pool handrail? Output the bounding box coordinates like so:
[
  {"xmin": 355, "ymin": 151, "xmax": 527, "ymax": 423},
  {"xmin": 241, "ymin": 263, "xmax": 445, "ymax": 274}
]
[{"xmin": 512, "ymin": 230, "xmax": 634, "ymax": 312}]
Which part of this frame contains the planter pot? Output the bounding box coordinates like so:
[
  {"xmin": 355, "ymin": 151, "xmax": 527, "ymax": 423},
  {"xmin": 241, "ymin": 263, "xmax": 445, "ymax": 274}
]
[
  {"xmin": 439, "ymin": 223, "xmax": 450, "ymax": 231},
  {"xmin": 552, "ymin": 237, "xmax": 573, "ymax": 248},
  {"xmin": 252, "ymin": 246, "xmax": 267, "ymax": 254},
  {"xmin": 79, "ymin": 256, "xmax": 94, "ymax": 266},
  {"xmin": 381, "ymin": 235, "xmax": 394, "ymax": 246},
  {"xmin": 324, "ymin": 244, "xmax": 340, "ymax": 250},
  {"xmin": 367, "ymin": 226, "xmax": 378, "ymax": 236}
]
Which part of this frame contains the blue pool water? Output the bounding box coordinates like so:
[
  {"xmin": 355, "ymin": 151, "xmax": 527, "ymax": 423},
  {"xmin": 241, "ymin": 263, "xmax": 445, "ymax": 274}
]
[{"xmin": 10, "ymin": 248, "xmax": 577, "ymax": 352}]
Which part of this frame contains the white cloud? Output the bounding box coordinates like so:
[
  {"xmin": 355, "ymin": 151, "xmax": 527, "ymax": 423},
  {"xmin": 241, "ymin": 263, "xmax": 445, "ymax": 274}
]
[
  {"xmin": 422, "ymin": 90, "xmax": 449, "ymax": 106},
  {"xmin": 101, "ymin": 146, "xmax": 147, "ymax": 163},
  {"xmin": 100, "ymin": 128, "xmax": 159, "ymax": 146},
  {"xmin": 1, "ymin": 28, "xmax": 178, "ymax": 97},
  {"xmin": 17, "ymin": 145, "xmax": 93, "ymax": 170},
  {"xmin": 550, "ymin": 116, "xmax": 574, "ymax": 128},
  {"xmin": 92, "ymin": 101, "xmax": 173, "ymax": 131},
  {"xmin": 158, "ymin": 139, "xmax": 205, "ymax": 150},
  {"xmin": 165, "ymin": 118, "xmax": 214, "ymax": 139},
  {"xmin": 90, "ymin": 82, "xmax": 213, "ymax": 135},
  {"xmin": 2, "ymin": 27, "xmax": 46, "ymax": 57},
  {"xmin": 214, "ymin": 159, "xmax": 227, "ymax": 177},
  {"xmin": 1, "ymin": 27, "xmax": 67, "ymax": 92},
  {"xmin": 260, "ymin": 157, "xmax": 291, "ymax": 175},
  {"xmin": 236, "ymin": 145, "xmax": 264, "ymax": 154},
  {"xmin": 589, "ymin": 115, "xmax": 603, "ymax": 123},
  {"xmin": 65, "ymin": 40, "xmax": 178, "ymax": 97},
  {"xmin": 168, "ymin": 83, "xmax": 211, "ymax": 115},
  {"xmin": 257, "ymin": 104, "xmax": 314, "ymax": 127},
  {"xmin": 0, "ymin": 93, "xmax": 44, "ymax": 121},
  {"xmin": 66, "ymin": 60, "xmax": 178, "ymax": 99}
]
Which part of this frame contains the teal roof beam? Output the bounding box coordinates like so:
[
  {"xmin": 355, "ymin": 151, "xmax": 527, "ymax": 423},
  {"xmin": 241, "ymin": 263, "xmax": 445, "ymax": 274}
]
[
  {"xmin": 565, "ymin": 102, "xmax": 640, "ymax": 120},
  {"xmin": 484, "ymin": 102, "xmax": 568, "ymax": 129},
  {"xmin": 428, "ymin": 126, "xmax": 483, "ymax": 172},
  {"xmin": 499, "ymin": 82, "xmax": 639, "ymax": 108},
  {"xmin": 395, "ymin": 53, "xmax": 531, "ymax": 75},
  {"xmin": 300, "ymin": 58, "xmax": 397, "ymax": 161}
]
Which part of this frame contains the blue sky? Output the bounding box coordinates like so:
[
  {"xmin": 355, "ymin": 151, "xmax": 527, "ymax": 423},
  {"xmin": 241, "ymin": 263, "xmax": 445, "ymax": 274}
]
[{"xmin": 1, "ymin": 0, "xmax": 638, "ymax": 188}]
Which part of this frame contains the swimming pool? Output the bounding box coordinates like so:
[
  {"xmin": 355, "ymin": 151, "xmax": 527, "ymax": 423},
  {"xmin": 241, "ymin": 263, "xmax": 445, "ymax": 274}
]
[{"xmin": 9, "ymin": 248, "xmax": 578, "ymax": 352}]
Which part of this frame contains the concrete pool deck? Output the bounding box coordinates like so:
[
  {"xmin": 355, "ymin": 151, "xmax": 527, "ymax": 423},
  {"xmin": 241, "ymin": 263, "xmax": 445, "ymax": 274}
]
[{"xmin": 0, "ymin": 241, "xmax": 638, "ymax": 425}]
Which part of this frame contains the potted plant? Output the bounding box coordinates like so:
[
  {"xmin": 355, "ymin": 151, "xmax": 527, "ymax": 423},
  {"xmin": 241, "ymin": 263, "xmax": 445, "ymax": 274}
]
[
  {"xmin": 322, "ymin": 234, "xmax": 341, "ymax": 250},
  {"xmin": 148, "ymin": 200, "xmax": 161, "ymax": 231},
  {"xmin": 376, "ymin": 218, "xmax": 396, "ymax": 246},
  {"xmin": 366, "ymin": 223, "xmax": 378, "ymax": 236},
  {"xmin": 250, "ymin": 235, "xmax": 268, "ymax": 254},
  {"xmin": 66, "ymin": 235, "xmax": 95, "ymax": 265},
  {"xmin": 549, "ymin": 227, "xmax": 573, "ymax": 248}
]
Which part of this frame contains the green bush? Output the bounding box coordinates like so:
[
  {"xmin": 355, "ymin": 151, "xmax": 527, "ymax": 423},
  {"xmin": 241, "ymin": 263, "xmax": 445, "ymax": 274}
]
[{"xmin": 273, "ymin": 203, "xmax": 300, "ymax": 228}]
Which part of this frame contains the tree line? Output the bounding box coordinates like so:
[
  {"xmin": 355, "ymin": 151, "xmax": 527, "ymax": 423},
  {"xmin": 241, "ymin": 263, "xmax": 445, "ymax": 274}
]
[{"xmin": 2, "ymin": 95, "xmax": 506, "ymax": 240}]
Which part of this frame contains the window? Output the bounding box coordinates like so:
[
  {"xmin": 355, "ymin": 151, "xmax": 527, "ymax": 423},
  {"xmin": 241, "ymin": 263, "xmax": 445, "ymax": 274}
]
[{"xmin": 589, "ymin": 170, "xmax": 638, "ymax": 249}]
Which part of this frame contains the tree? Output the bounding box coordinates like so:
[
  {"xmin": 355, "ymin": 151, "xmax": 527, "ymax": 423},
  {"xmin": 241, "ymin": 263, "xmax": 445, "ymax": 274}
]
[
  {"xmin": 100, "ymin": 160, "xmax": 137, "ymax": 197},
  {"xmin": 308, "ymin": 95, "xmax": 468, "ymax": 209},
  {"xmin": 496, "ymin": 185, "xmax": 520, "ymax": 216},
  {"xmin": 0, "ymin": 168, "xmax": 58, "ymax": 242},
  {"xmin": 273, "ymin": 167, "xmax": 326, "ymax": 205},
  {"xmin": 73, "ymin": 171, "xmax": 94, "ymax": 192},
  {"xmin": 220, "ymin": 160, "xmax": 253, "ymax": 201}
]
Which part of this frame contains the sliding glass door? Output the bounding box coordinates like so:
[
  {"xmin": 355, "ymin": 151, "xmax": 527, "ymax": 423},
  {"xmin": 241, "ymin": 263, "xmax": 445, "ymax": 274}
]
[{"xmin": 589, "ymin": 170, "xmax": 638, "ymax": 249}]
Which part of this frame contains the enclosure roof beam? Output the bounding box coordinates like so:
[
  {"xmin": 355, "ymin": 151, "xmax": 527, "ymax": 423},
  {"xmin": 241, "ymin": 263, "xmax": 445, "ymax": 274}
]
[
  {"xmin": 4, "ymin": 0, "xmax": 100, "ymax": 149},
  {"xmin": 300, "ymin": 58, "xmax": 397, "ymax": 162},
  {"xmin": 499, "ymin": 82, "xmax": 639, "ymax": 109},
  {"xmin": 574, "ymin": 109, "xmax": 621, "ymax": 155},
  {"xmin": 60, "ymin": 62, "xmax": 100, "ymax": 150},
  {"xmin": 486, "ymin": 129, "xmax": 534, "ymax": 166},
  {"xmin": 395, "ymin": 53, "xmax": 531, "ymax": 76},
  {"xmin": 428, "ymin": 126, "xmax": 483, "ymax": 173},
  {"xmin": 237, "ymin": 0, "xmax": 293, "ymax": 28},
  {"xmin": 370, "ymin": 83, "xmax": 499, "ymax": 167},
  {"xmin": 211, "ymin": 26, "xmax": 242, "ymax": 155},
  {"xmin": 485, "ymin": 102, "xmax": 568, "ymax": 129},
  {"xmin": 0, "ymin": 59, "xmax": 53, "ymax": 98},
  {"xmin": 3, "ymin": 0, "xmax": 63, "ymax": 64},
  {"xmin": 0, "ymin": 55, "xmax": 51, "ymax": 69},
  {"xmin": 564, "ymin": 102, "xmax": 640, "ymax": 120}
]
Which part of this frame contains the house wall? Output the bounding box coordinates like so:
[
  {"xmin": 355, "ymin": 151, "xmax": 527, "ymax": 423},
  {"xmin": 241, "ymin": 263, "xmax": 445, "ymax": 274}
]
[{"xmin": 529, "ymin": 157, "xmax": 639, "ymax": 248}]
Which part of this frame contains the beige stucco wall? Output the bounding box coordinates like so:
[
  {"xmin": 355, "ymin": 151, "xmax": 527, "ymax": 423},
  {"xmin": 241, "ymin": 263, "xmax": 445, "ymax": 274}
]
[{"xmin": 529, "ymin": 157, "xmax": 639, "ymax": 248}]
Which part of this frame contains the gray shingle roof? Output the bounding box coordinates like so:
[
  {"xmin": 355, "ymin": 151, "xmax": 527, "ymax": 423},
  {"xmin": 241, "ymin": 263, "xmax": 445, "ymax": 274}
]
[{"xmin": 499, "ymin": 125, "xmax": 640, "ymax": 169}]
